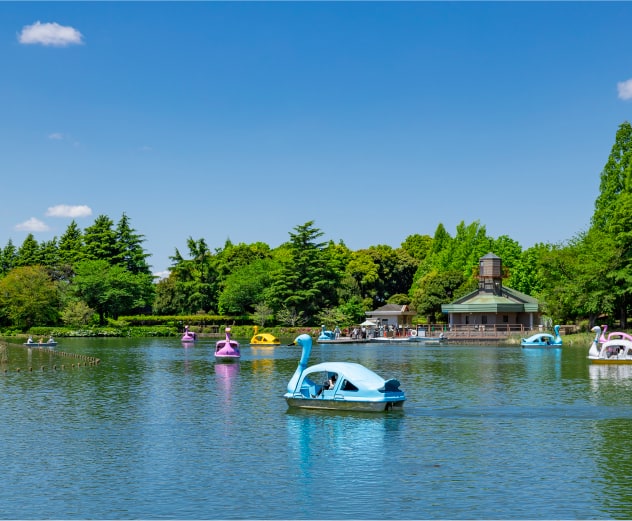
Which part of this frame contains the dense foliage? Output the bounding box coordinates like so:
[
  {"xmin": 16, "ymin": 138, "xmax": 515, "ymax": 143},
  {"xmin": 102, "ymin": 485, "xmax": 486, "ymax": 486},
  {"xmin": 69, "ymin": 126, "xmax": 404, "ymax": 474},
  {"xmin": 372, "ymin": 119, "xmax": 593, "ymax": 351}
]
[{"xmin": 1, "ymin": 121, "xmax": 632, "ymax": 331}]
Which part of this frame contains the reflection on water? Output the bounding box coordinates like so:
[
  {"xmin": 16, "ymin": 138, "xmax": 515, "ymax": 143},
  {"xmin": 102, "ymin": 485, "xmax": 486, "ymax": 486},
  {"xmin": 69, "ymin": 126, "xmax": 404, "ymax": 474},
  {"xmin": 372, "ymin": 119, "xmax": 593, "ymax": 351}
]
[
  {"xmin": 214, "ymin": 361, "xmax": 239, "ymax": 406},
  {"xmin": 3, "ymin": 338, "xmax": 632, "ymax": 519},
  {"xmin": 589, "ymin": 362, "xmax": 632, "ymax": 382}
]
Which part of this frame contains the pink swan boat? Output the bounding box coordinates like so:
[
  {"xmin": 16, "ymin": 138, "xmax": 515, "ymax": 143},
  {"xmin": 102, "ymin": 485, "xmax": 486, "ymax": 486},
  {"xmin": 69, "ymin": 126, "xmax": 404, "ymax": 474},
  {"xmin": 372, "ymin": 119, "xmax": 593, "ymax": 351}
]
[
  {"xmin": 181, "ymin": 325, "xmax": 197, "ymax": 343},
  {"xmin": 215, "ymin": 327, "xmax": 240, "ymax": 361},
  {"xmin": 599, "ymin": 325, "xmax": 632, "ymax": 343}
]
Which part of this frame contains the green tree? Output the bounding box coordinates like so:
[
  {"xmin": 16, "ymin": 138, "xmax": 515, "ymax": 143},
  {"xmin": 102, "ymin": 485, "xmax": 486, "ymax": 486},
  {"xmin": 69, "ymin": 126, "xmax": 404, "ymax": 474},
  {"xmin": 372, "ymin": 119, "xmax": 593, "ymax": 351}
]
[
  {"xmin": 58, "ymin": 220, "xmax": 85, "ymax": 266},
  {"xmin": 153, "ymin": 275, "xmax": 180, "ymax": 315},
  {"xmin": 400, "ymin": 233, "xmax": 433, "ymax": 262},
  {"xmin": 509, "ymin": 243, "xmax": 548, "ymax": 296},
  {"xmin": 83, "ymin": 215, "xmax": 118, "ymax": 262},
  {"xmin": 114, "ymin": 213, "xmax": 152, "ymax": 275},
  {"xmin": 252, "ymin": 302, "xmax": 274, "ymax": 327},
  {"xmin": 72, "ymin": 259, "xmax": 154, "ymax": 324},
  {"xmin": 39, "ymin": 238, "xmax": 60, "ymax": 268},
  {"xmin": 0, "ymin": 266, "xmax": 60, "ymax": 328},
  {"xmin": 218, "ymin": 258, "xmax": 278, "ymax": 315},
  {"xmin": 410, "ymin": 269, "xmax": 467, "ymax": 323},
  {"xmin": 60, "ymin": 300, "xmax": 95, "ymax": 327},
  {"xmin": 214, "ymin": 240, "xmax": 272, "ymax": 284},
  {"xmin": 0, "ymin": 239, "xmax": 18, "ymax": 276},
  {"xmin": 592, "ymin": 121, "xmax": 632, "ymax": 231},
  {"xmin": 590, "ymin": 121, "xmax": 632, "ymax": 325},
  {"xmin": 15, "ymin": 234, "xmax": 41, "ymax": 267},
  {"xmin": 169, "ymin": 237, "xmax": 218, "ymax": 313},
  {"xmin": 268, "ymin": 221, "xmax": 339, "ymax": 323}
]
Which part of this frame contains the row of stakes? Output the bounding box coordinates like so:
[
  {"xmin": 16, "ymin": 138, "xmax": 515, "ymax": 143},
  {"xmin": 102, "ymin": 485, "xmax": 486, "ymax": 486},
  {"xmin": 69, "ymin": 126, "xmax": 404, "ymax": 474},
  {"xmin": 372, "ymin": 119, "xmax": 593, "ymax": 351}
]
[{"xmin": 2, "ymin": 346, "xmax": 101, "ymax": 374}]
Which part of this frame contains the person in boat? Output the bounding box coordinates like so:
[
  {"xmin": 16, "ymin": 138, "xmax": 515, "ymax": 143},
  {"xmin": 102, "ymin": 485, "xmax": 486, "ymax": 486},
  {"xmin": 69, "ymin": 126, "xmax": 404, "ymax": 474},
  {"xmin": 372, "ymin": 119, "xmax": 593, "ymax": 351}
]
[
  {"xmin": 39, "ymin": 337, "xmax": 44, "ymax": 344},
  {"xmin": 48, "ymin": 336, "xmax": 54, "ymax": 344},
  {"xmin": 27, "ymin": 336, "xmax": 33, "ymax": 344},
  {"xmin": 326, "ymin": 373, "xmax": 337, "ymax": 390}
]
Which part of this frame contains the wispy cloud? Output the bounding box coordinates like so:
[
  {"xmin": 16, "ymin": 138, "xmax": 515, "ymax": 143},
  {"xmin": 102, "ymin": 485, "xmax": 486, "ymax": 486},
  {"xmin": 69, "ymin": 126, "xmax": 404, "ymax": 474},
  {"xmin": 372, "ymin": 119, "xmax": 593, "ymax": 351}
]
[
  {"xmin": 46, "ymin": 204, "xmax": 92, "ymax": 218},
  {"xmin": 18, "ymin": 21, "xmax": 84, "ymax": 47},
  {"xmin": 15, "ymin": 218, "xmax": 50, "ymax": 232},
  {"xmin": 618, "ymin": 78, "xmax": 632, "ymax": 101},
  {"xmin": 48, "ymin": 132, "xmax": 64, "ymax": 140}
]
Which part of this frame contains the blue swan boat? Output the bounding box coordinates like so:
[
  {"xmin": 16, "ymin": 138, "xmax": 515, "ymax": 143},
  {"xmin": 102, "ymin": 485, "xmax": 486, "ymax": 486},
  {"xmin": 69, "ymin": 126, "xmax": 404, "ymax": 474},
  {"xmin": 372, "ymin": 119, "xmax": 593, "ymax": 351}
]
[
  {"xmin": 284, "ymin": 333, "xmax": 405, "ymax": 412},
  {"xmin": 520, "ymin": 324, "xmax": 563, "ymax": 347},
  {"xmin": 317, "ymin": 324, "xmax": 335, "ymax": 342}
]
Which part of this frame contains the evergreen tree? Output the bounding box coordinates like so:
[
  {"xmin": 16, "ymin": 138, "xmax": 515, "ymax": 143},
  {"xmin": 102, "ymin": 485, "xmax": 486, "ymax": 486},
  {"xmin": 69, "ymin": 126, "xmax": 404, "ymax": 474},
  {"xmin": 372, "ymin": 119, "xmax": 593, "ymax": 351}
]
[
  {"xmin": 15, "ymin": 234, "xmax": 41, "ymax": 267},
  {"xmin": 268, "ymin": 221, "xmax": 339, "ymax": 323},
  {"xmin": 114, "ymin": 213, "xmax": 152, "ymax": 275},
  {"xmin": 168, "ymin": 237, "xmax": 218, "ymax": 313},
  {"xmin": 0, "ymin": 239, "xmax": 18, "ymax": 276},
  {"xmin": 58, "ymin": 220, "xmax": 84, "ymax": 266},
  {"xmin": 83, "ymin": 215, "xmax": 118, "ymax": 262}
]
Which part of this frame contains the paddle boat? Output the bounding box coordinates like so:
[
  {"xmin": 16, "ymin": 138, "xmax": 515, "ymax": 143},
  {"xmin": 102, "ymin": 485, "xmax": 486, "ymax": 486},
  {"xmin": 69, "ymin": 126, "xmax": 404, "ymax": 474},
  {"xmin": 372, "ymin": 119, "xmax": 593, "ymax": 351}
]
[
  {"xmin": 215, "ymin": 327, "xmax": 240, "ymax": 361},
  {"xmin": 520, "ymin": 325, "xmax": 562, "ymax": 347},
  {"xmin": 23, "ymin": 336, "xmax": 57, "ymax": 347},
  {"xmin": 599, "ymin": 324, "xmax": 632, "ymax": 343},
  {"xmin": 181, "ymin": 325, "xmax": 197, "ymax": 343},
  {"xmin": 589, "ymin": 325, "xmax": 632, "ymax": 364},
  {"xmin": 317, "ymin": 325, "xmax": 335, "ymax": 342},
  {"xmin": 250, "ymin": 325, "xmax": 280, "ymax": 346},
  {"xmin": 284, "ymin": 333, "xmax": 405, "ymax": 412}
]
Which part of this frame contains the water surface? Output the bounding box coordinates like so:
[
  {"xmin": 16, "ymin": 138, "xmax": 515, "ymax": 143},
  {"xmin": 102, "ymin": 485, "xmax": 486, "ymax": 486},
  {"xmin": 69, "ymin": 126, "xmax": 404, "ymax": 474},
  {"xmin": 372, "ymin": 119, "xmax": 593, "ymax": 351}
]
[{"xmin": 1, "ymin": 338, "xmax": 630, "ymax": 519}]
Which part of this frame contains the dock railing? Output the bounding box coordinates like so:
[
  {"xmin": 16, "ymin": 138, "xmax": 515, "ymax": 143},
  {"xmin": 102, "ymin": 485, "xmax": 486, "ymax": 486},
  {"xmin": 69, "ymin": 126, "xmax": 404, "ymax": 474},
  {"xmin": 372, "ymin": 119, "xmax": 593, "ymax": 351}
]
[{"xmin": 426, "ymin": 324, "xmax": 531, "ymax": 339}]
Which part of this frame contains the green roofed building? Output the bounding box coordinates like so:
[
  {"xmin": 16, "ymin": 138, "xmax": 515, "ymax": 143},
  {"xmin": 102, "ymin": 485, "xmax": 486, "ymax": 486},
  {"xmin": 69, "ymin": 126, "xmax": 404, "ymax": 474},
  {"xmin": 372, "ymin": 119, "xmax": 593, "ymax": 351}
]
[{"xmin": 441, "ymin": 253, "xmax": 541, "ymax": 331}]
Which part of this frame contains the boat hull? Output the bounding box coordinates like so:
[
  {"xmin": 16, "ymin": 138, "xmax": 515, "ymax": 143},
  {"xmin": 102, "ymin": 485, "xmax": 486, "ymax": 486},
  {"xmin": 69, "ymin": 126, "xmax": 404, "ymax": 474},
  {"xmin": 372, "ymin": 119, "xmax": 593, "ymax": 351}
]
[
  {"xmin": 215, "ymin": 354, "xmax": 240, "ymax": 362},
  {"xmin": 589, "ymin": 358, "xmax": 632, "ymax": 364},
  {"xmin": 24, "ymin": 342, "xmax": 57, "ymax": 347},
  {"xmin": 285, "ymin": 396, "xmax": 404, "ymax": 412}
]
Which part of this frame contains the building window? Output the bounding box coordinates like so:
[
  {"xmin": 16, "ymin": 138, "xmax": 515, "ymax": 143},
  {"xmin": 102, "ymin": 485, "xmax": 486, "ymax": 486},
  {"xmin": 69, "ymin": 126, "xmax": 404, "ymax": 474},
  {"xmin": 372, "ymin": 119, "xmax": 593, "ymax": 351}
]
[
  {"xmin": 481, "ymin": 315, "xmax": 488, "ymax": 325},
  {"xmin": 503, "ymin": 315, "xmax": 509, "ymax": 323}
]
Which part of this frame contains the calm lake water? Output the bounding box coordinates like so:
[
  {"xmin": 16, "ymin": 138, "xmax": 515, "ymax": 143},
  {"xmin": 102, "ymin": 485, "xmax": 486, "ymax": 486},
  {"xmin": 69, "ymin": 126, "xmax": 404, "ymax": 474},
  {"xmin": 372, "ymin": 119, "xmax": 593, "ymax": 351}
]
[{"xmin": 1, "ymin": 337, "xmax": 632, "ymax": 519}]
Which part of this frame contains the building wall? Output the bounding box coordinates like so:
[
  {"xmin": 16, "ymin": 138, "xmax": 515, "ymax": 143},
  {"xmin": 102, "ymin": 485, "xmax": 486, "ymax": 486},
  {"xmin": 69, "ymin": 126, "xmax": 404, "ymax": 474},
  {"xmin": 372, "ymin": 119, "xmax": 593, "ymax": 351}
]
[{"xmin": 448, "ymin": 312, "xmax": 539, "ymax": 327}]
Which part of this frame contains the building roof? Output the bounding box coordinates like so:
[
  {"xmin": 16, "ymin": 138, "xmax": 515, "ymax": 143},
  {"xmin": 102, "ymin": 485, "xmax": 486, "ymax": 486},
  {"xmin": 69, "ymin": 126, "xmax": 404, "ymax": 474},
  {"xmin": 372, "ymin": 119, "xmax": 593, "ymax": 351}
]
[
  {"xmin": 441, "ymin": 286, "xmax": 539, "ymax": 314},
  {"xmin": 366, "ymin": 304, "xmax": 416, "ymax": 317}
]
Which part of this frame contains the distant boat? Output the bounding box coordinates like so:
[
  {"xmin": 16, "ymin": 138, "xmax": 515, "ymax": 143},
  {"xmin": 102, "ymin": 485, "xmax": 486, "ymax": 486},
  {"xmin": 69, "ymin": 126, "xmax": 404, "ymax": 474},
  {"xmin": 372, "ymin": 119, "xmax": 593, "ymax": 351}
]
[
  {"xmin": 24, "ymin": 339, "xmax": 57, "ymax": 348},
  {"xmin": 317, "ymin": 324, "xmax": 335, "ymax": 342},
  {"xmin": 284, "ymin": 333, "xmax": 405, "ymax": 412},
  {"xmin": 521, "ymin": 325, "xmax": 562, "ymax": 347},
  {"xmin": 215, "ymin": 327, "xmax": 240, "ymax": 361},
  {"xmin": 181, "ymin": 325, "xmax": 197, "ymax": 343},
  {"xmin": 250, "ymin": 325, "xmax": 280, "ymax": 346}
]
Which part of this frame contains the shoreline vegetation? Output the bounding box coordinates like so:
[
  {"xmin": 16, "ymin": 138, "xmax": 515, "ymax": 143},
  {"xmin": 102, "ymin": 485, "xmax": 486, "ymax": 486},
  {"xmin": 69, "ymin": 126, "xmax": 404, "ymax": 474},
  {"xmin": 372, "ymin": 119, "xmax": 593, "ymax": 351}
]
[{"xmin": 0, "ymin": 326, "xmax": 599, "ymax": 349}]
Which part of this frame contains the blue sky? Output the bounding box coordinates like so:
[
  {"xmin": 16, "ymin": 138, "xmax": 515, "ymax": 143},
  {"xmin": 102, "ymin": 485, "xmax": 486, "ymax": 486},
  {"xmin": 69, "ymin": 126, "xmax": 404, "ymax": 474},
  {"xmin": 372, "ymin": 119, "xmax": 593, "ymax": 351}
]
[{"xmin": 1, "ymin": 2, "xmax": 631, "ymax": 277}]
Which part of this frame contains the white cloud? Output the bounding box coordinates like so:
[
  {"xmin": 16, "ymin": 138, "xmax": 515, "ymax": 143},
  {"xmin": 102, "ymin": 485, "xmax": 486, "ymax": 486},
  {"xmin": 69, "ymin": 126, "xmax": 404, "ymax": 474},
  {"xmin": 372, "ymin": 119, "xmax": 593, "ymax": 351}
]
[
  {"xmin": 15, "ymin": 218, "xmax": 50, "ymax": 232},
  {"xmin": 18, "ymin": 21, "xmax": 84, "ymax": 47},
  {"xmin": 48, "ymin": 132, "xmax": 64, "ymax": 140},
  {"xmin": 618, "ymin": 78, "xmax": 632, "ymax": 101},
  {"xmin": 153, "ymin": 270, "xmax": 170, "ymax": 280},
  {"xmin": 45, "ymin": 204, "xmax": 92, "ymax": 218}
]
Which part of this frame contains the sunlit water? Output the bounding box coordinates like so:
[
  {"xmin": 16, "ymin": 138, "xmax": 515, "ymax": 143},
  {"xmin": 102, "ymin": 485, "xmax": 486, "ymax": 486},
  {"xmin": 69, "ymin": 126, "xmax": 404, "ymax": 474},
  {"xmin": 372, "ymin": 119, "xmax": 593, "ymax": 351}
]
[{"xmin": 1, "ymin": 338, "xmax": 631, "ymax": 519}]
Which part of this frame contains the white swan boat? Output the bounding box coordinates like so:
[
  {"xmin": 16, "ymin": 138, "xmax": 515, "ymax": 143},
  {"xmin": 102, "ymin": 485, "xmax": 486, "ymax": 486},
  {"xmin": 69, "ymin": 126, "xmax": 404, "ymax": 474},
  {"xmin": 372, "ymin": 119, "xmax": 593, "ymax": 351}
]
[{"xmin": 588, "ymin": 326, "xmax": 632, "ymax": 364}]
